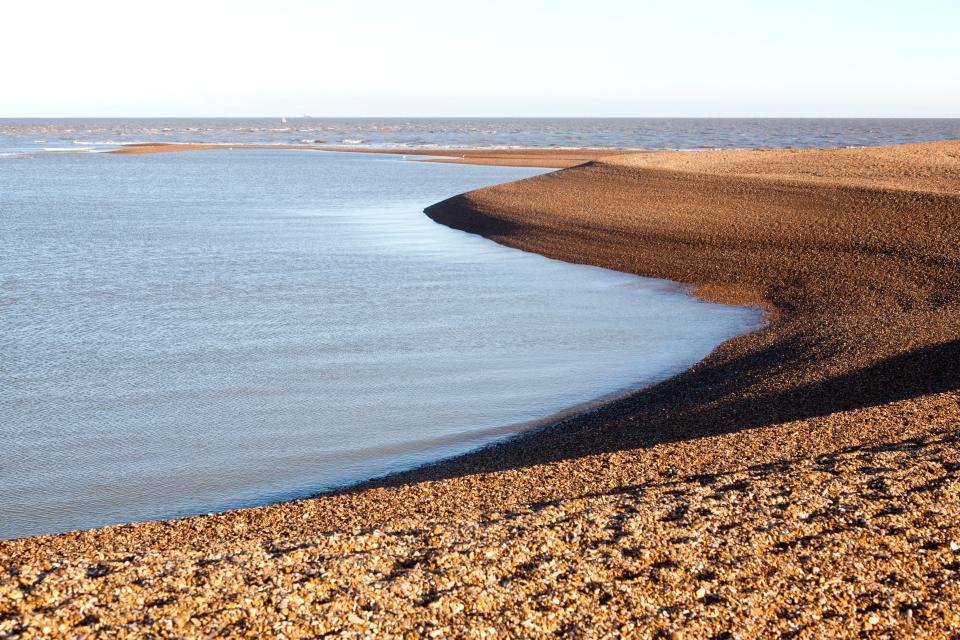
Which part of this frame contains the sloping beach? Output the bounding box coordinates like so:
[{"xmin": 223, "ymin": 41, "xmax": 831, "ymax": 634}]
[{"xmin": 3, "ymin": 141, "xmax": 960, "ymax": 638}]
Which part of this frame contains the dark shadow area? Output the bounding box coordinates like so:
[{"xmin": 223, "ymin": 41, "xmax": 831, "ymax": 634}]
[
  {"xmin": 701, "ymin": 338, "xmax": 960, "ymax": 429},
  {"xmin": 424, "ymin": 198, "xmax": 526, "ymax": 237},
  {"xmin": 340, "ymin": 331, "xmax": 960, "ymax": 493}
]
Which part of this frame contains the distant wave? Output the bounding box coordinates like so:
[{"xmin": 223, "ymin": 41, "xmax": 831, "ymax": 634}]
[
  {"xmin": 72, "ymin": 139, "xmax": 151, "ymax": 147},
  {"xmin": 39, "ymin": 147, "xmax": 112, "ymax": 154}
]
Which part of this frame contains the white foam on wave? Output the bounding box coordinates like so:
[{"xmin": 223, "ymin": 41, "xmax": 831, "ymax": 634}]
[
  {"xmin": 72, "ymin": 139, "xmax": 149, "ymax": 147},
  {"xmin": 43, "ymin": 147, "xmax": 96, "ymax": 153}
]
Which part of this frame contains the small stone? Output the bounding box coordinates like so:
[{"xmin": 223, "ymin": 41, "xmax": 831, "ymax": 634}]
[
  {"xmin": 868, "ymin": 615, "xmax": 880, "ymax": 625},
  {"xmin": 669, "ymin": 632, "xmax": 683, "ymax": 640},
  {"xmin": 950, "ymin": 541, "xmax": 959, "ymax": 552},
  {"xmin": 695, "ymin": 587, "xmax": 706, "ymax": 599}
]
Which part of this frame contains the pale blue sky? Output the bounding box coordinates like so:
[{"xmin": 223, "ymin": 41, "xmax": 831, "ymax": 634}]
[{"xmin": 3, "ymin": 0, "xmax": 957, "ymax": 117}]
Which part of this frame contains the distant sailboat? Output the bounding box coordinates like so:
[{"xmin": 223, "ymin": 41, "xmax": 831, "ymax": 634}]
[{"xmin": 280, "ymin": 117, "xmax": 288, "ymax": 126}]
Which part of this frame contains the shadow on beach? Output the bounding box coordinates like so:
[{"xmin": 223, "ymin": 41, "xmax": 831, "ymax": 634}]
[{"xmin": 345, "ymin": 325, "xmax": 960, "ymax": 492}]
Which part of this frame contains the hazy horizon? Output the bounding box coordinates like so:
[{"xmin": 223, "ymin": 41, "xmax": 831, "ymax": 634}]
[
  {"xmin": 3, "ymin": 116, "xmax": 960, "ymax": 120},
  {"xmin": 4, "ymin": 0, "xmax": 958, "ymax": 118}
]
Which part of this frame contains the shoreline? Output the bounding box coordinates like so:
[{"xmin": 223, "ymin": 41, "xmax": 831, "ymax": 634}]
[
  {"xmin": 3, "ymin": 141, "xmax": 960, "ymax": 638},
  {"xmin": 2, "ymin": 151, "xmax": 767, "ymax": 540},
  {"xmin": 108, "ymin": 141, "xmax": 633, "ymax": 168}
]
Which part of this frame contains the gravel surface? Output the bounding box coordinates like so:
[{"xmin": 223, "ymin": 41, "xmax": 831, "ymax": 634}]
[{"xmin": 3, "ymin": 141, "xmax": 959, "ymax": 638}]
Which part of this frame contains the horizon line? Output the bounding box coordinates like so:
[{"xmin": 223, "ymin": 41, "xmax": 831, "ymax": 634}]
[{"xmin": 3, "ymin": 115, "xmax": 960, "ymax": 120}]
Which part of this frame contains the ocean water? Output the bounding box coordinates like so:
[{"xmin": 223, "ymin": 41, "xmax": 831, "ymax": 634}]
[
  {"xmin": 0, "ymin": 148, "xmax": 762, "ymax": 539},
  {"xmin": 0, "ymin": 117, "xmax": 958, "ymax": 155}
]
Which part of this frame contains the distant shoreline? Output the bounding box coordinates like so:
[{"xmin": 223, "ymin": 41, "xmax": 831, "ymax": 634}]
[{"xmin": 109, "ymin": 142, "xmax": 635, "ymax": 168}]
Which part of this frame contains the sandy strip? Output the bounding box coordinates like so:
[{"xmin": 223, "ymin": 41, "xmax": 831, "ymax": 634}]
[
  {"xmin": 112, "ymin": 143, "xmax": 232, "ymax": 154},
  {"xmin": 3, "ymin": 141, "xmax": 960, "ymax": 638},
  {"xmin": 321, "ymin": 148, "xmax": 635, "ymax": 168},
  {"xmin": 109, "ymin": 142, "xmax": 628, "ymax": 168}
]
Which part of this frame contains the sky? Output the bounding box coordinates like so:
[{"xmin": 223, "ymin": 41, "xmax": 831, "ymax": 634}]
[{"xmin": 2, "ymin": 0, "xmax": 958, "ymax": 117}]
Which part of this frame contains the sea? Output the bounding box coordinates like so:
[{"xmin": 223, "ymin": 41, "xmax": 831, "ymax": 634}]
[
  {"xmin": 4, "ymin": 117, "xmax": 955, "ymax": 539},
  {"xmin": 1, "ymin": 117, "xmax": 959, "ymax": 155}
]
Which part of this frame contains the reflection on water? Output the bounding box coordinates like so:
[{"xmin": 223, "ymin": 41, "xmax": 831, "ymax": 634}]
[{"xmin": 0, "ymin": 149, "xmax": 762, "ymax": 539}]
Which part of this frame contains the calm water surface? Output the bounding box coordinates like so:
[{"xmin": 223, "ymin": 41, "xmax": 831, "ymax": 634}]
[{"xmin": 1, "ymin": 149, "xmax": 761, "ymax": 539}]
